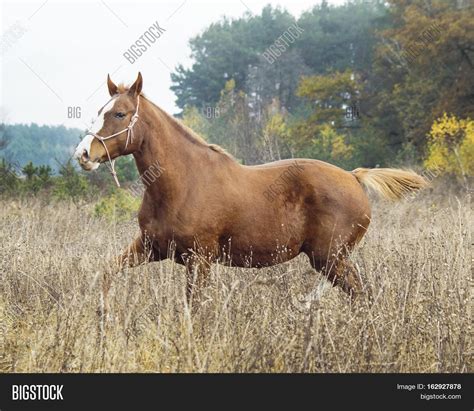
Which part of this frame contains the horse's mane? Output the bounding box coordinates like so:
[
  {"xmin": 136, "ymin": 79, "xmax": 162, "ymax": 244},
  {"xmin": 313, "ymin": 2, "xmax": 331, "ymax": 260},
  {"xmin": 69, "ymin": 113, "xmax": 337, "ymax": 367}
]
[
  {"xmin": 117, "ymin": 84, "xmax": 234, "ymax": 160},
  {"xmin": 152, "ymin": 101, "xmax": 235, "ymax": 159}
]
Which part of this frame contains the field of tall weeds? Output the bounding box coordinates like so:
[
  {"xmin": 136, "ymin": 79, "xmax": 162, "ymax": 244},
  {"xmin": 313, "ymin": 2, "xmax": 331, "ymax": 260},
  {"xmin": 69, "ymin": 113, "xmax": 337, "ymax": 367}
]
[{"xmin": 0, "ymin": 184, "xmax": 471, "ymax": 372}]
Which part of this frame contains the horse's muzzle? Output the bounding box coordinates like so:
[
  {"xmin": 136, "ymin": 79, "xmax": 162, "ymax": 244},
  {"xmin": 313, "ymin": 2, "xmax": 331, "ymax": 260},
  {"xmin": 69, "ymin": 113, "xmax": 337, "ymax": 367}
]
[
  {"xmin": 74, "ymin": 135, "xmax": 100, "ymax": 171},
  {"xmin": 78, "ymin": 152, "xmax": 100, "ymax": 171}
]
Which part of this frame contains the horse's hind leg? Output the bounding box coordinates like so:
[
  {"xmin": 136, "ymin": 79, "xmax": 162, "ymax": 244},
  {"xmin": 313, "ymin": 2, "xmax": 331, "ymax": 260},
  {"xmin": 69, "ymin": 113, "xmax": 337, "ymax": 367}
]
[
  {"xmin": 327, "ymin": 258, "xmax": 362, "ymax": 300},
  {"xmin": 308, "ymin": 253, "xmax": 362, "ymax": 300}
]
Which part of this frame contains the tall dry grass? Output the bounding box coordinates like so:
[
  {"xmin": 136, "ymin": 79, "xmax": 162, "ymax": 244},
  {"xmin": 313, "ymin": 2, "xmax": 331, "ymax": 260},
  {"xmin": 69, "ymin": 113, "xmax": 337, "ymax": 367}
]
[{"xmin": 0, "ymin": 186, "xmax": 471, "ymax": 372}]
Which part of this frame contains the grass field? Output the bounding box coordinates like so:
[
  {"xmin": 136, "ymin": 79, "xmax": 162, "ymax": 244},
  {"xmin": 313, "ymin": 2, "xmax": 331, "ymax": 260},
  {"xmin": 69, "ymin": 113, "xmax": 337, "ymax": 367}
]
[{"xmin": 0, "ymin": 185, "xmax": 471, "ymax": 372}]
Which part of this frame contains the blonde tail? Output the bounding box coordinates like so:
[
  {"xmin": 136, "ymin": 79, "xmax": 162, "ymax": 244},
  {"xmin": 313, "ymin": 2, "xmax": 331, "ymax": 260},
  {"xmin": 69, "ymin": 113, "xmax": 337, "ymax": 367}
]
[{"xmin": 352, "ymin": 167, "xmax": 429, "ymax": 200}]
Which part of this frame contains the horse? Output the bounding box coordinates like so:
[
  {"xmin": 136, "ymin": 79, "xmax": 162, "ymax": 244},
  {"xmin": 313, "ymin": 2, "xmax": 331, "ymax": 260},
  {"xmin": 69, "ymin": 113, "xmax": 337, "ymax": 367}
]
[{"xmin": 74, "ymin": 73, "xmax": 428, "ymax": 306}]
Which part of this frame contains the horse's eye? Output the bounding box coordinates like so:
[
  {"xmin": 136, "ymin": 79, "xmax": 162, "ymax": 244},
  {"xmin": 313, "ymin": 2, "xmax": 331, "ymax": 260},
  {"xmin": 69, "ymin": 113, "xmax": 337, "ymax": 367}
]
[{"xmin": 115, "ymin": 112, "xmax": 126, "ymax": 119}]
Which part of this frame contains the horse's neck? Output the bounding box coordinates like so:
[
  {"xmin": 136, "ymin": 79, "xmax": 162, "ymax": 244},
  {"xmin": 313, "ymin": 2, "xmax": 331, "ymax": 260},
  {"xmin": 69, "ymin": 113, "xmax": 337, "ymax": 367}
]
[{"xmin": 132, "ymin": 100, "xmax": 203, "ymax": 197}]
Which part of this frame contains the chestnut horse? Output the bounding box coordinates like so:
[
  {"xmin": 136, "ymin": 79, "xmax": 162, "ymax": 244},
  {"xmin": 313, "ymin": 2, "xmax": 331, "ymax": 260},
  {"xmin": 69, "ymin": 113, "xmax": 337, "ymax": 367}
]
[{"xmin": 74, "ymin": 73, "xmax": 427, "ymax": 305}]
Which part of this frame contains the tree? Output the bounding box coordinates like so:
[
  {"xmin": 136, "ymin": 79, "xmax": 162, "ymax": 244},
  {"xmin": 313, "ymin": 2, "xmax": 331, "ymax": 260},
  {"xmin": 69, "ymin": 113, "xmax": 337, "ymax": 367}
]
[
  {"xmin": 296, "ymin": 0, "xmax": 388, "ymax": 75},
  {"xmin": 424, "ymin": 113, "xmax": 474, "ymax": 184},
  {"xmin": 0, "ymin": 158, "xmax": 19, "ymax": 195},
  {"xmin": 171, "ymin": 6, "xmax": 296, "ymax": 111},
  {"xmin": 282, "ymin": 70, "xmax": 359, "ymax": 167},
  {"xmin": 22, "ymin": 161, "xmax": 38, "ymax": 180},
  {"xmin": 21, "ymin": 161, "xmax": 41, "ymax": 193},
  {"xmin": 181, "ymin": 106, "xmax": 210, "ymax": 140},
  {"xmin": 115, "ymin": 156, "xmax": 139, "ymax": 183},
  {"xmin": 37, "ymin": 165, "xmax": 53, "ymax": 189},
  {"xmin": 245, "ymin": 50, "xmax": 311, "ymax": 115},
  {"xmin": 0, "ymin": 124, "xmax": 10, "ymax": 150},
  {"xmin": 368, "ymin": 0, "xmax": 474, "ymax": 161},
  {"xmin": 53, "ymin": 160, "xmax": 89, "ymax": 200},
  {"xmin": 261, "ymin": 100, "xmax": 290, "ymax": 162}
]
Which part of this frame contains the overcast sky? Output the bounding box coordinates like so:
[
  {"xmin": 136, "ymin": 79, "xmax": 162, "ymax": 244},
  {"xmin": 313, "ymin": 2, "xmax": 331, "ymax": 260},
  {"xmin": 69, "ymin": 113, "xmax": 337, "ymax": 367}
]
[{"xmin": 1, "ymin": 0, "xmax": 344, "ymax": 129}]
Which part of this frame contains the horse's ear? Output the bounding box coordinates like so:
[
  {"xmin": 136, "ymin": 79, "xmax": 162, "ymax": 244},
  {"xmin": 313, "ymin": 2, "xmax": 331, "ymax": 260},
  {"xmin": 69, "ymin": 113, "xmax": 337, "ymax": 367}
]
[
  {"xmin": 107, "ymin": 74, "xmax": 118, "ymax": 96},
  {"xmin": 129, "ymin": 72, "xmax": 143, "ymax": 97}
]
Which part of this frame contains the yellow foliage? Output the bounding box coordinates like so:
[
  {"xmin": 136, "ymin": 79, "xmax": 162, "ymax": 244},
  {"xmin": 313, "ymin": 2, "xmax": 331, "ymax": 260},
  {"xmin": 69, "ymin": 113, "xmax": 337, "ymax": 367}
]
[
  {"xmin": 263, "ymin": 113, "xmax": 287, "ymax": 139},
  {"xmin": 223, "ymin": 78, "xmax": 236, "ymax": 93},
  {"xmin": 182, "ymin": 106, "xmax": 209, "ymax": 139},
  {"xmin": 94, "ymin": 189, "xmax": 141, "ymax": 222},
  {"xmin": 318, "ymin": 124, "xmax": 354, "ymax": 161},
  {"xmin": 297, "ymin": 70, "xmax": 356, "ymax": 101},
  {"xmin": 424, "ymin": 113, "xmax": 474, "ymax": 176}
]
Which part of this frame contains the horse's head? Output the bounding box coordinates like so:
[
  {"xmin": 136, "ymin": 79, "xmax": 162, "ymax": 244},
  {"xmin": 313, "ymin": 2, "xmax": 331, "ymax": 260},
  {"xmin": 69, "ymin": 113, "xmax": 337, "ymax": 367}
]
[{"xmin": 74, "ymin": 73, "xmax": 143, "ymax": 171}]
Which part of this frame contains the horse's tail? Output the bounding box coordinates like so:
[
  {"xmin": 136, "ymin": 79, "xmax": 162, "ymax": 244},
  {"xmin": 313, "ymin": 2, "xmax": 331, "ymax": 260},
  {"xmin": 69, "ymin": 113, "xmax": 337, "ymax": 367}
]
[{"xmin": 352, "ymin": 167, "xmax": 428, "ymax": 201}]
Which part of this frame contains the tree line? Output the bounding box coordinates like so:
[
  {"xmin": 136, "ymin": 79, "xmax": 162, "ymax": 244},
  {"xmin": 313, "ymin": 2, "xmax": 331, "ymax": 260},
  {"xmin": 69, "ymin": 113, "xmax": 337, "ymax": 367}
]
[{"xmin": 174, "ymin": 0, "xmax": 473, "ymax": 176}]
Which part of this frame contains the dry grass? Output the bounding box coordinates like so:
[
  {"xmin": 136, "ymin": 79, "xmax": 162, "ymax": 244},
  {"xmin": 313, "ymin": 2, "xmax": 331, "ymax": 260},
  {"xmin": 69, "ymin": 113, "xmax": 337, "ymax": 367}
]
[{"xmin": 0, "ymin": 186, "xmax": 472, "ymax": 373}]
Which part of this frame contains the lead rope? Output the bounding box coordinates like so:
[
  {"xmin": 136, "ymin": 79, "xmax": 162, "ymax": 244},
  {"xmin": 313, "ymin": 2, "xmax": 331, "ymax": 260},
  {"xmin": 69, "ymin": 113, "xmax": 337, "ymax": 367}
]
[{"xmin": 90, "ymin": 96, "xmax": 140, "ymax": 188}]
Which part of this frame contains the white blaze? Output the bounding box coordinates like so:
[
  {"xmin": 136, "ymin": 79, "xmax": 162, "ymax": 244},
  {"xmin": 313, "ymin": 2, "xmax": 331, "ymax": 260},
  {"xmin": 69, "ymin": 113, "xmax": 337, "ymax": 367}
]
[
  {"xmin": 89, "ymin": 97, "xmax": 116, "ymax": 134},
  {"xmin": 74, "ymin": 134, "xmax": 95, "ymax": 160},
  {"xmin": 74, "ymin": 97, "xmax": 117, "ymax": 168}
]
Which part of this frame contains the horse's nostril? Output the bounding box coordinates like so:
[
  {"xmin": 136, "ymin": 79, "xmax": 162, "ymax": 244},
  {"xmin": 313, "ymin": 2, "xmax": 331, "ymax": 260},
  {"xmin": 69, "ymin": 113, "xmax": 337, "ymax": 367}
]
[{"xmin": 82, "ymin": 149, "xmax": 90, "ymax": 161}]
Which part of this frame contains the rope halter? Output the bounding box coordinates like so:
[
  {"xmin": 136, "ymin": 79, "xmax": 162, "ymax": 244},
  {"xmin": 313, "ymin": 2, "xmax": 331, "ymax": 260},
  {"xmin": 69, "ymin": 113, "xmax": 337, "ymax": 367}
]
[{"xmin": 87, "ymin": 95, "xmax": 140, "ymax": 187}]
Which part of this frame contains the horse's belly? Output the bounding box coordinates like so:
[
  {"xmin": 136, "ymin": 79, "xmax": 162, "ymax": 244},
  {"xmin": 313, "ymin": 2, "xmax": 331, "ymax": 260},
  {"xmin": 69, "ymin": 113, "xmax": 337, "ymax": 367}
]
[
  {"xmin": 229, "ymin": 249, "xmax": 301, "ymax": 268},
  {"xmin": 221, "ymin": 233, "xmax": 302, "ymax": 268}
]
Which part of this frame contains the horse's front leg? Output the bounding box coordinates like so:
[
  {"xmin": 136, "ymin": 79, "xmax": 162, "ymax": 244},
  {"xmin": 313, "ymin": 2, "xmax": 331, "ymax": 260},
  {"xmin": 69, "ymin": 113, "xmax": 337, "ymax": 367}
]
[
  {"xmin": 101, "ymin": 234, "xmax": 154, "ymax": 316},
  {"xmin": 184, "ymin": 254, "xmax": 212, "ymax": 309},
  {"xmin": 116, "ymin": 234, "xmax": 155, "ymax": 269}
]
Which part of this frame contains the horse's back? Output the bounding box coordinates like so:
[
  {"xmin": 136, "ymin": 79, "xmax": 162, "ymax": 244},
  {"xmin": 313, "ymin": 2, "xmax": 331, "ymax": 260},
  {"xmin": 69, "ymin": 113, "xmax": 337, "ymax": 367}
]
[
  {"xmin": 243, "ymin": 158, "xmax": 368, "ymax": 209},
  {"xmin": 243, "ymin": 158, "xmax": 371, "ymax": 245}
]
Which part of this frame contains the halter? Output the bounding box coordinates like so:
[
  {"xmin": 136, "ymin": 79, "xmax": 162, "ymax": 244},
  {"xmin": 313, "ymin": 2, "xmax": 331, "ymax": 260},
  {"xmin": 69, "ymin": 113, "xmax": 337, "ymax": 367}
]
[{"xmin": 87, "ymin": 95, "xmax": 140, "ymax": 187}]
